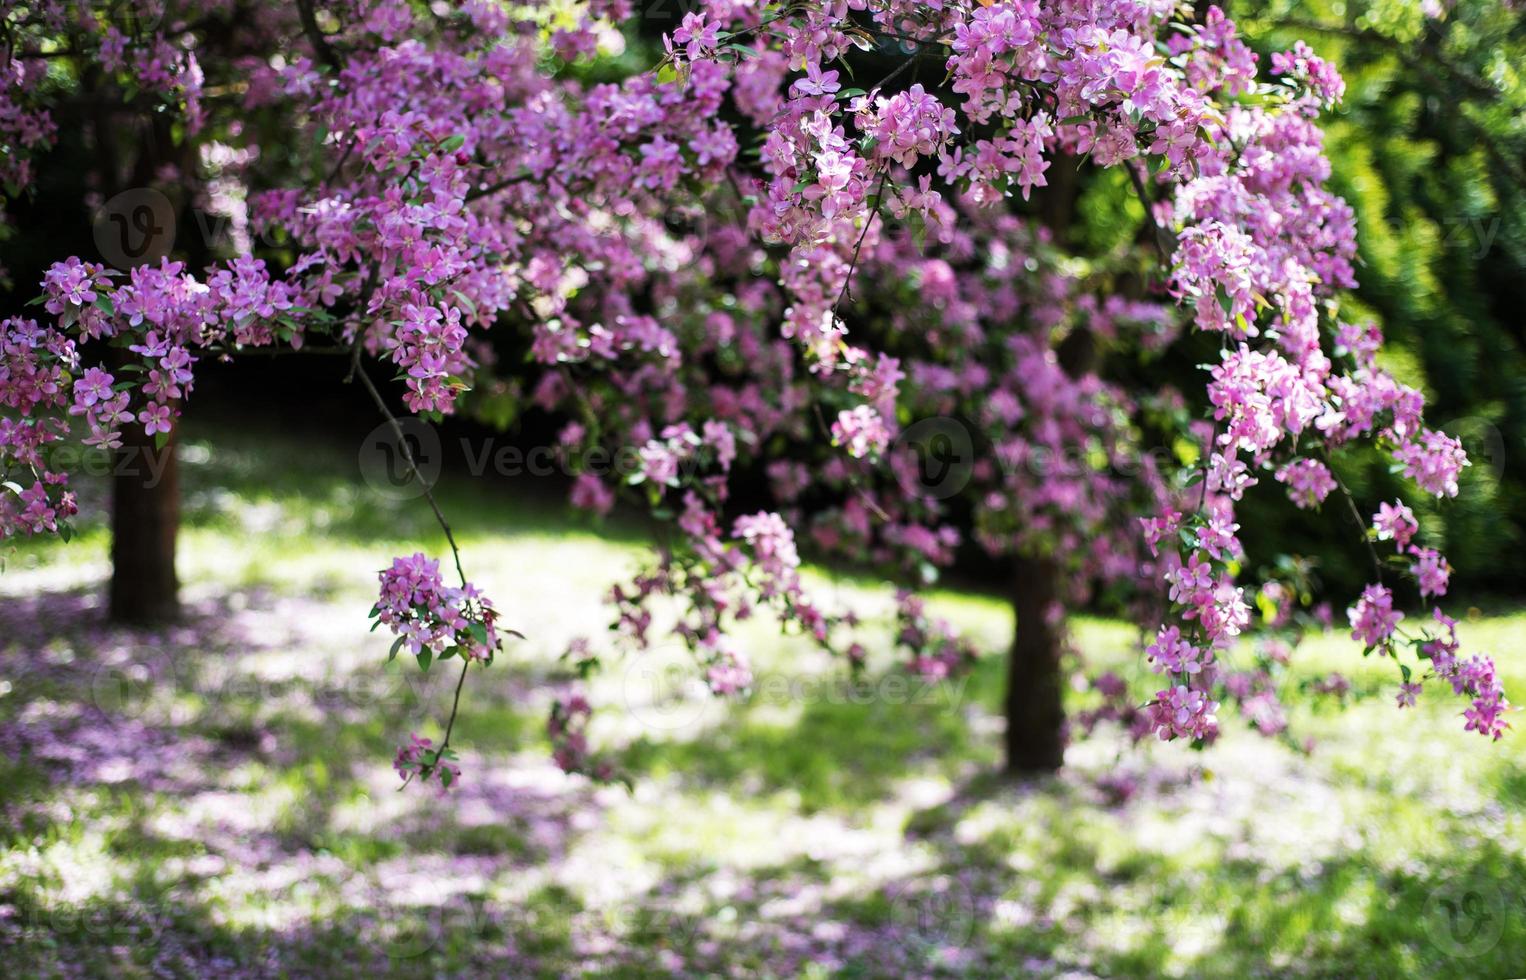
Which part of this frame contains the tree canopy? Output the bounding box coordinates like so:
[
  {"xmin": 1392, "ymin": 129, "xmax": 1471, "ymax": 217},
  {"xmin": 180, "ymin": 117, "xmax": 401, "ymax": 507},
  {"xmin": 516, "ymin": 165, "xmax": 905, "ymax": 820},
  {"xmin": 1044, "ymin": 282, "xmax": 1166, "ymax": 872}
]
[{"xmin": 1, "ymin": 0, "xmax": 1511, "ymax": 791}]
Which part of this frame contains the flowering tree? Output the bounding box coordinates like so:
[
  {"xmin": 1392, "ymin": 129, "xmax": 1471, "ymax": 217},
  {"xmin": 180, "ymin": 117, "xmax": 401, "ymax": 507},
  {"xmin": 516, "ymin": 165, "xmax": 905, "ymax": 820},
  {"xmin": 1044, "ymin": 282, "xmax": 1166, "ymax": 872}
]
[{"xmin": 1, "ymin": 0, "xmax": 1509, "ymax": 792}]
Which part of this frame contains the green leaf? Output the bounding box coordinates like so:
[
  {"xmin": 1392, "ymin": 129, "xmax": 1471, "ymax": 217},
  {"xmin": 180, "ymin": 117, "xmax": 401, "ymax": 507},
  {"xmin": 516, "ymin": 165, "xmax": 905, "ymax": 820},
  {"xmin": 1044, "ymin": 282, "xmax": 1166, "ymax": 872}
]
[
  {"xmin": 451, "ymin": 290, "xmax": 478, "ymax": 319},
  {"xmin": 439, "ymin": 134, "xmax": 466, "ymax": 153},
  {"xmin": 417, "ymin": 649, "xmax": 433, "ymax": 673},
  {"xmin": 389, "ymin": 635, "xmax": 406, "ymax": 662}
]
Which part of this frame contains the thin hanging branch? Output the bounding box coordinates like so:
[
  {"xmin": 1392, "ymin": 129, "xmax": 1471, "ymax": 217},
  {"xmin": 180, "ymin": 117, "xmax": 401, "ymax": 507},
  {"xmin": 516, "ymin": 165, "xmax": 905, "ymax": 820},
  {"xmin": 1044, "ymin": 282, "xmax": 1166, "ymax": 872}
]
[
  {"xmin": 1320, "ymin": 447, "xmax": 1388, "ymax": 584},
  {"xmin": 347, "ymin": 341, "xmax": 479, "ymax": 785},
  {"xmin": 348, "ymin": 352, "xmax": 469, "ymax": 588}
]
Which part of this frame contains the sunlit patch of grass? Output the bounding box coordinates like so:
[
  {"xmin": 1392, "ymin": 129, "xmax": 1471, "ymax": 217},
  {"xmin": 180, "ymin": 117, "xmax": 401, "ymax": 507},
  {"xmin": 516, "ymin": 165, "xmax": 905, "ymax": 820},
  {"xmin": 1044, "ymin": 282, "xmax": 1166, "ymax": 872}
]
[{"xmin": 2, "ymin": 419, "xmax": 1524, "ymax": 976}]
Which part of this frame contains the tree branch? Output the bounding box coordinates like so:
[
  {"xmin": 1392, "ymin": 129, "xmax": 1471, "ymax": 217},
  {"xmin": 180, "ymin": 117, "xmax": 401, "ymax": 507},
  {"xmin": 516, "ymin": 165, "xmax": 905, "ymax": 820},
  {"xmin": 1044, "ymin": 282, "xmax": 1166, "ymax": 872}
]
[
  {"xmin": 1127, "ymin": 160, "xmax": 1176, "ymax": 264},
  {"xmin": 295, "ymin": 0, "xmax": 340, "ymax": 71}
]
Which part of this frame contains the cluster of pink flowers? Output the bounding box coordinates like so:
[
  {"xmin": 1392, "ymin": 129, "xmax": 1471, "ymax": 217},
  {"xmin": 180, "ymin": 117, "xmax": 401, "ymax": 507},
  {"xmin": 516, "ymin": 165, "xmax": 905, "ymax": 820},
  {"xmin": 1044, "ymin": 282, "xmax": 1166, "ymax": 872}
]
[
  {"xmin": 1146, "ymin": 626, "xmax": 1209, "ymax": 678},
  {"xmin": 393, "ymin": 732, "xmax": 461, "ymax": 792},
  {"xmin": 895, "ymin": 592, "xmax": 978, "ymax": 680},
  {"xmin": 1373, "ymin": 500, "xmax": 1418, "ymax": 547},
  {"xmin": 635, "ymin": 425, "xmax": 703, "ymax": 490},
  {"xmin": 1275, "ymin": 459, "xmax": 1338, "ymax": 510},
  {"xmin": 699, "ymin": 631, "xmax": 754, "ymax": 696},
  {"xmin": 857, "ymin": 85, "xmax": 960, "ymax": 170},
  {"xmin": 1394, "ymin": 430, "xmax": 1469, "ymax": 497},
  {"xmin": 1349, "ymin": 584, "xmax": 1404, "ymax": 649},
  {"xmin": 831, "ymin": 405, "xmax": 891, "ymax": 459},
  {"xmin": 1421, "ymin": 611, "xmax": 1510, "ymax": 740},
  {"xmin": 372, "ymin": 553, "xmax": 501, "ymax": 664},
  {"xmin": 1270, "ymin": 40, "xmax": 1347, "ymax": 107},
  {"xmin": 1, "ymin": 315, "xmax": 79, "ymax": 537},
  {"xmin": 732, "ymin": 511, "xmax": 804, "ymax": 603},
  {"xmin": 547, "ymin": 692, "xmax": 616, "ymax": 780},
  {"xmin": 392, "ymin": 300, "xmax": 470, "ymax": 414},
  {"xmin": 1149, "ymin": 685, "xmax": 1221, "ymax": 742}
]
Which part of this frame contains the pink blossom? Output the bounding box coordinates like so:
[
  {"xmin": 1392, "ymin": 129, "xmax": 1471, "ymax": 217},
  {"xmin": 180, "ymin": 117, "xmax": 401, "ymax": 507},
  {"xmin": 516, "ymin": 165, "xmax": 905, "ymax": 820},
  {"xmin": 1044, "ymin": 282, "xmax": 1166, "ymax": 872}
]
[
  {"xmin": 1349, "ymin": 584, "xmax": 1403, "ymax": 649},
  {"xmin": 1149, "ymin": 685, "xmax": 1220, "ymax": 741},
  {"xmin": 1373, "ymin": 500, "xmax": 1418, "ymax": 549}
]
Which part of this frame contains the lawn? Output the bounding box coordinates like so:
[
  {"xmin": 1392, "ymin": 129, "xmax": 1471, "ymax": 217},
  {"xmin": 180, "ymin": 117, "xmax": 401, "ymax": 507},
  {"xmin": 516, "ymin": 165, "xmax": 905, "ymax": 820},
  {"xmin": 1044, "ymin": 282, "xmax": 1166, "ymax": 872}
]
[{"xmin": 1, "ymin": 420, "xmax": 1523, "ymax": 978}]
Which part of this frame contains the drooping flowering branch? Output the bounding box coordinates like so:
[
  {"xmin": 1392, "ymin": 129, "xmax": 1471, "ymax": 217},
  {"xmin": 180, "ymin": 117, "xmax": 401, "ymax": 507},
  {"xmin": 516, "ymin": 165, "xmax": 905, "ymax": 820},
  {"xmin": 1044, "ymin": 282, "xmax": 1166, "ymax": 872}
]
[{"xmin": 1, "ymin": 0, "xmax": 1509, "ymax": 797}]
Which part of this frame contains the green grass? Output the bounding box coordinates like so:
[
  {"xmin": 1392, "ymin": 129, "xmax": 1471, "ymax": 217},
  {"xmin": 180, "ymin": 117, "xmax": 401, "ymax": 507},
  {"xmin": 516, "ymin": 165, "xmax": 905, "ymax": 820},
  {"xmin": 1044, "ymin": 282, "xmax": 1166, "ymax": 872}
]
[{"xmin": 1, "ymin": 418, "xmax": 1523, "ymax": 977}]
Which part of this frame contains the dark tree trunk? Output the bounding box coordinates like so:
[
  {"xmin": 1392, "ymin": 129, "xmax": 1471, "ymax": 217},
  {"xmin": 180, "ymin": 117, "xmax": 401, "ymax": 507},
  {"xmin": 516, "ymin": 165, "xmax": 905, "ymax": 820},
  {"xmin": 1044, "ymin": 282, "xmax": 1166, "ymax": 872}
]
[
  {"xmin": 1004, "ymin": 553, "xmax": 1066, "ymax": 773},
  {"xmin": 90, "ymin": 85, "xmax": 194, "ymax": 626},
  {"xmin": 109, "ymin": 421, "xmax": 180, "ymax": 624},
  {"xmin": 1001, "ymin": 191, "xmax": 1092, "ymax": 772}
]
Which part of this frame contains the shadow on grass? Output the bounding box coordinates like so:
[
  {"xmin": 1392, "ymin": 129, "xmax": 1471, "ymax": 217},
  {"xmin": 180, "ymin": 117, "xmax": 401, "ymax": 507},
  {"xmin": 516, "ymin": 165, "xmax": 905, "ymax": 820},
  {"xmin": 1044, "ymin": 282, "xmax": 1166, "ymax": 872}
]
[
  {"xmin": 600, "ymin": 808, "xmax": 1526, "ymax": 978},
  {"xmin": 5, "ymin": 577, "xmax": 1524, "ymax": 977},
  {"xmin": 0, "ymin": 870, "xmax": 597, "ymax": 977},
  {"xmin": 616, "ymin": 670, "xmax": 994, "ymax": 814},
  {"xmin": 0, "ymin": 585, "xmax": 603, "ymax": 976}
]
